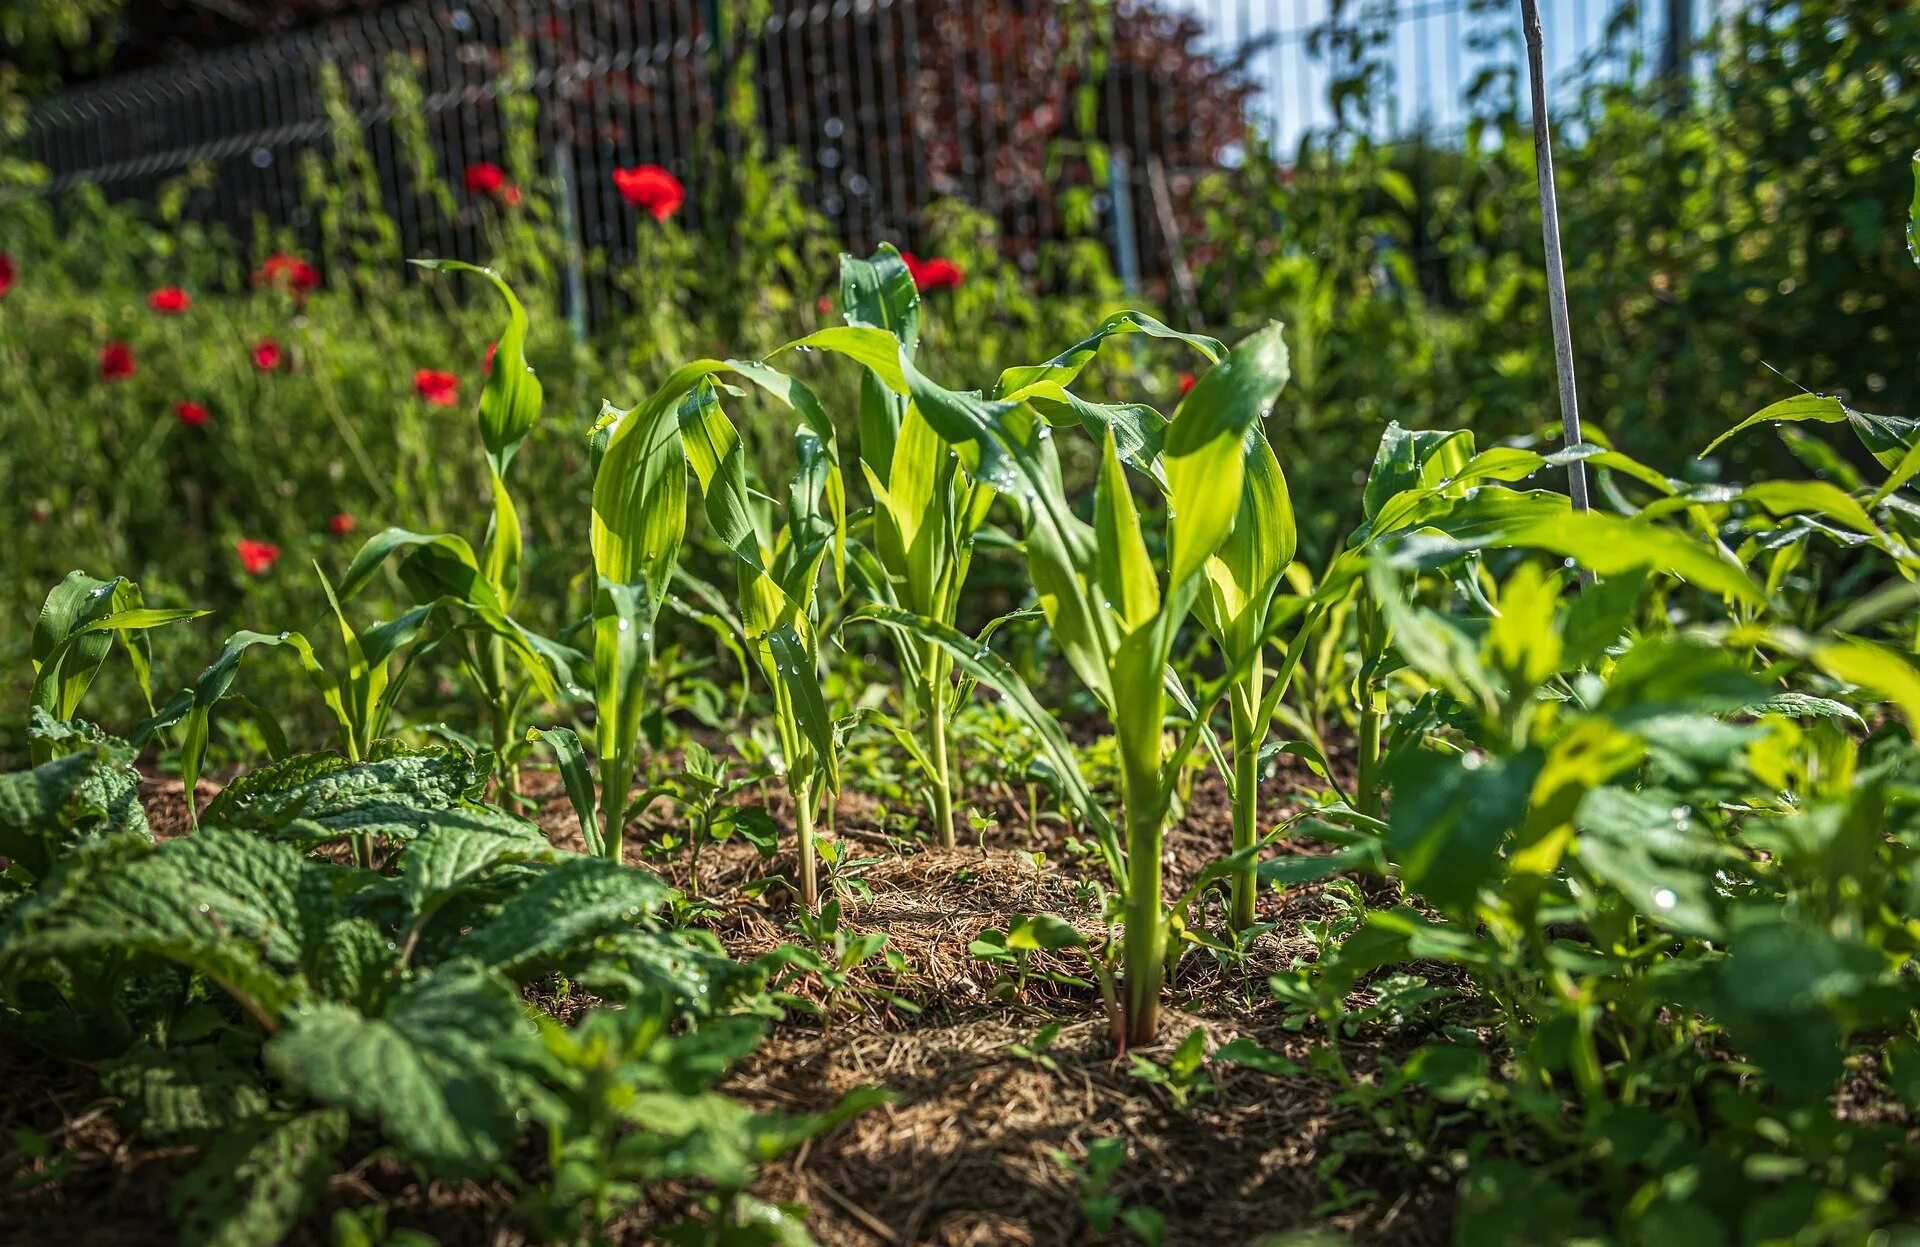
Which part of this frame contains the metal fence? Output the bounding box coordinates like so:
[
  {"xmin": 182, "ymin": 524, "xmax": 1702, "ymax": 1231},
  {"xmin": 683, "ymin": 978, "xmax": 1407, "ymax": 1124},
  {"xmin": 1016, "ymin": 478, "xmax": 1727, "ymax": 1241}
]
[{"xmin": 20, "ymin": 0, "xmax": 1690, "ymax": 316}]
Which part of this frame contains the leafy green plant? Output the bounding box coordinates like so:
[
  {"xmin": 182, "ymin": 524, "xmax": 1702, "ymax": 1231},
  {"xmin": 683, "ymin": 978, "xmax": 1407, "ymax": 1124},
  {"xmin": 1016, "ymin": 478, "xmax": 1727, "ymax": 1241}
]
[
  {"xmin": 27, "ymin": 571, "xmax": 206, "ymax": 761},
  {"xmin": 839, "ymin": 244, "xmax": 994, "ymax": 848}
]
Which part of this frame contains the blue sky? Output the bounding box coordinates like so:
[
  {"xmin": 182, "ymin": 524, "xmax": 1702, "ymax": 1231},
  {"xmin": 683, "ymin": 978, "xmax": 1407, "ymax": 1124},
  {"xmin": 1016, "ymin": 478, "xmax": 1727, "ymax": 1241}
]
[{"xmin": 1165, "ymin": 0, "xmax": 1690, "ymax": 149}]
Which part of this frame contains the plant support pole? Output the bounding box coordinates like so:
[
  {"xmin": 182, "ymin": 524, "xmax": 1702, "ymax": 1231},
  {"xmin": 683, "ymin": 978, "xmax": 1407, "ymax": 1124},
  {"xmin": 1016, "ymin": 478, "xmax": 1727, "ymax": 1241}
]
[{"xmin": 1520, "ymin": 0, "xmax": 1593, "ymax": 517}]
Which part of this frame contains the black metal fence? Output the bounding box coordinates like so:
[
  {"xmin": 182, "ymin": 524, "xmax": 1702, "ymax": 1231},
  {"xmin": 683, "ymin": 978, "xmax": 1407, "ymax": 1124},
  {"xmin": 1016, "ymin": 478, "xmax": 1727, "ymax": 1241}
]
[{"xmin": 20, "ymin": 0, "xmax": 1693, "ymax": 313}]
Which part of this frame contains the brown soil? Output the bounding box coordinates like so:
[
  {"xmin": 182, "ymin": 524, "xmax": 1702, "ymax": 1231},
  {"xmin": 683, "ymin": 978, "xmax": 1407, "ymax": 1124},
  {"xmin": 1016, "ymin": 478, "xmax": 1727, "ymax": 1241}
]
[{"xmin": 2, "ymin": 742, "xmax": 1453, "ymax": 1247}]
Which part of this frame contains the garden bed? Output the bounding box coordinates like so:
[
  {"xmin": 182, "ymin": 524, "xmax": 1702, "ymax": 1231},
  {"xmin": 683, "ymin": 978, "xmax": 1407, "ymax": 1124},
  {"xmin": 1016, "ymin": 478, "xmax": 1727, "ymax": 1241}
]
[{"xmin": 2, "ymin": 748, "xmax": 1463, "ymax": 1247}]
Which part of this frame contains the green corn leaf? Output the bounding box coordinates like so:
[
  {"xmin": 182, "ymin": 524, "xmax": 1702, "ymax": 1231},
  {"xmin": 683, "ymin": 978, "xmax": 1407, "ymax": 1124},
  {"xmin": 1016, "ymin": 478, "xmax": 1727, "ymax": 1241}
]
[
  {"xmin": 1362, "ymin": 423, "xmax": 1476, "ymax": 521},
  {"xmin": 1699, "ymin": 394, "xmax": 1851, "ymax": 458},
  {"xmin": 29, "ymin": 602, "xmax": 208, "ymax": 727},
  {"xmin": 1164, "ymin": 323, "xmax": 1291, "ymax": 590},
  {"xmin": 992, "ymin": 309, "xmax": 1224, "ymax": 397},
  {"xmin": 1198, "ymin": 425, "xmax": 1295, "ymax": 657},
  {"xmin": 1907, "ymin": 148, "xmax": 1918, "ymax": 266},
  {"xmin": 337, "ymin": 527, "xmax": 495, "ymax": 608},
  {"xmin": 1093, "ymin": 426, "xmax": 1160, "ymax": 632},
  {"xmin": 265, "ymin": 969, "xmax": 527, "ymax": 1179},
  {"xmin": 524, "ymin": 724, "xmax": 602, "ymax": 856},
  {"xmin": 847, "ymin": 605, "xmax": 1117, "ymax": 872},
  {"xmin": 840, "ymin": 243, "xmax": 921, "ymax": 349},
  {"xmin": 31, "ymin": 572, "xmax": 130, "ymax": 724},
  {"xmin": 459, "ymin": 854, "xmax": 677, "ymax": 974},
  {"xmin": 170, "ymin": 1109, "xmax": 348, "ymax": 1247},
  {"xmin": 763, "ymin": 622, "xmax": 837, "ymax": 783},
  {"xmin": 135, "ymin": 630, "xmax": 335, "ymax": 829},
  {"xmin": 842, "ymin": 244, "xmax": 919, "ymax": 480},
  {"xmin": 483, "ymin": 463, "xmax": 525, "ymax": 608},
  {"xmin": 592, "ymin": 576, "xmax": 656, "ymax": 810},
  {"xmin": 411, "ymin": 260, "xmax": 543, "ymax": 472}
]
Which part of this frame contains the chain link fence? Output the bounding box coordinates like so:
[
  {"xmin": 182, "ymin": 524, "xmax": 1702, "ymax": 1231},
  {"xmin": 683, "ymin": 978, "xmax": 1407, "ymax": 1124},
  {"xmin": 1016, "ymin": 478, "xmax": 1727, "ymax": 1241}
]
[{"xmin": 21, "ymin": 0, "xmax": 1692, "ymax": 318}]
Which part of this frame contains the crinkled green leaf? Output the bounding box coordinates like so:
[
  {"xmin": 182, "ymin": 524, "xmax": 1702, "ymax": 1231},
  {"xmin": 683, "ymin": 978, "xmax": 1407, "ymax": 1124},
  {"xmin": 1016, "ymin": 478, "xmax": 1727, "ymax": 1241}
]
[
  {"xmin": 266, "ymin": 969, "xmax": 526, "ymax": 1178},
  {"xmin": 170, "ymin": 1109, "xmax": 348, "ymax": 1247},
  {"xmin": 100, "ymin": 1041, "xmax": 271, "ymax": 1139},
  {"xmin": 460, "ymin": 855, "xmax": 676, "ymax": 974}
]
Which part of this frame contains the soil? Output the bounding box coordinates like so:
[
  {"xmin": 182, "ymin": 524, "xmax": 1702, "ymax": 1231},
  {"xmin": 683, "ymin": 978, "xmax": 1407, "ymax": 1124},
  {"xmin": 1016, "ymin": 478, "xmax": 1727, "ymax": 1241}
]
[{"xmin": 0, "ymin": 741, "xmax": 1456, "ymax": 1247}]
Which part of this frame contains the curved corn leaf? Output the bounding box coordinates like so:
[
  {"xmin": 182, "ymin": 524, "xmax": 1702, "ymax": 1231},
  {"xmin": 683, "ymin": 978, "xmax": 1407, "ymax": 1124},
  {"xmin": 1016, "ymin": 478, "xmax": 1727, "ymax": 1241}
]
[
  {"xmin": 29, "ymin": 590, "xmax": 208, "ymax": 732},
  {"xmin": 411, "ymin": 259, "xmax": 543, "ymax": 472},
  {"xmin": 841, "ymin": 244, "xmax": 919, "ymax": 480},
  {"xmin": 136, "ymin": 630, "xmax": 338, "ymax": 828},
  {"xmin": 1094, "ymin": 426, "xmax": 1160, "ymax": 632},
  {"xmin": 846, "ymin": 605, "xmax": 1118, "ymax": 873},
  {"xmin": 524, "ymin": 724, "xmax": 602, "ymax": 856},
  {"xmin": 992, "ymin": 309, "xmax": 1225, "ymax": 397},
  {"xmin": 1164, "ymin": 323, "xmax": 1291, "ymax": 590}
]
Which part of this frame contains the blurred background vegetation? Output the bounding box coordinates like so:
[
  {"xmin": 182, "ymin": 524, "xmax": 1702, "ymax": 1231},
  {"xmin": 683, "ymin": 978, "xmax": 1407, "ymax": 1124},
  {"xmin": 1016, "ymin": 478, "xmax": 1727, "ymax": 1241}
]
[{"xmin": 0, "ymin": 0, "xmax": 1915, "ymax": 744}]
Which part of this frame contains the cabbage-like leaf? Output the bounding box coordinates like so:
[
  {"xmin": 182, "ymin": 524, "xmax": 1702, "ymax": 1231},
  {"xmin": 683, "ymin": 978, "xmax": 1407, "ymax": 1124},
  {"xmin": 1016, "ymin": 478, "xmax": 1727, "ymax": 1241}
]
[
  {"xmin": 201, "ymin": 744, "xmax": 485, "ymax": 841},
  {"xmin": 0, "ymin": 733, "xmax": 149, "ymax": 880},
  {"xmin": 169, "ymin": 1109, "xmax": 347, "ymax": 1247},
  {"xmin": 265, "ymin": 968, "xmax": 527, "ymax": 1179},
  {"xmin": 0, "ymin": 830, "xmax": 342, "ymax": 1023},
  {"xmin": 460, "ymin": 855, "xmax": 676, "ymax": 975},
  {"xmin": 100, "ymin": 1041, "xmax": 271, "ymax": 1139}
]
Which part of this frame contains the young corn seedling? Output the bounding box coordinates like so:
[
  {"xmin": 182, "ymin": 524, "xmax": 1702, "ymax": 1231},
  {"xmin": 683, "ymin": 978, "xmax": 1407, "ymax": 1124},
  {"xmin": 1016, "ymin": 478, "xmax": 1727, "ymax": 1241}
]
[
  {"xmin": 28, "ymin": 572, "xmax": 207, "ymax": 763},
  {"xmin": 681, "ymin": 385, "xmax": 844, "ymax": 909},
  {"xmin": 839, "ymin": 244, "xmax": 994, "ymax": 848},
  {"xmin": 336, "ymin": 262, "xmax": 568, "ymax": 797},
  {"xmin": 817, "ymin": 318, "xmax": 1292, "ymax": 1045},
  {"xmin": 1190, "ymin": 420, "xmax": 1297, "ymax": 930},
  {"xmin": 581, "ymin": 349, "xmax": 842, "ymax": 874}
]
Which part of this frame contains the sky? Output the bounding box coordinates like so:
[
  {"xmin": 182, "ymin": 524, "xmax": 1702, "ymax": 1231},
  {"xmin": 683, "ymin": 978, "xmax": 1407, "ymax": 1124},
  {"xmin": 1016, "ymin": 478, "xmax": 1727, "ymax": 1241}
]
[{"xmin": 1162, "ymin": 0, "xmax": 1696, "ymax": 150}]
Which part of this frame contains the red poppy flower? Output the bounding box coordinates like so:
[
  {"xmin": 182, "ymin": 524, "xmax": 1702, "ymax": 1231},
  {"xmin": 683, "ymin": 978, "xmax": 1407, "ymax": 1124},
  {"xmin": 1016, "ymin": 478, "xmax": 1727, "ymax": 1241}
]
[
  {"xmin": 100, "ymin": 342, "xmax": 136, "ymax": 381},
  {"xmin": 414, "ymin": 369, "xmax": 460, "ymax": 407},
  {"xmin": 236, "ymin": 538, "xmax": 281, "ymax": 576},
  {"xmin": 1178, "ymin": 372, "xmax": 1197, "ymax": 397},
  {"xmin": 901, "ymin": 252, "xmax": 964, "ymax": 292},
  {"xmin": 328, "ymin": 512, "xmax": 357, "ymax": 536},
  {"xmin": 174, "ymin": 400, "xmax": 210, "ymax": 427},
  {"xmin": 148, "ymin": 286, "xmax": 192, "ymax": 314},
  {"xmin": 483, "ymin": 341, "xmax": 498, "ymax": 375},
  {"xmin": 0, "ymin": 252, "xmax": 14, "ymax": 299},
  {"xmin": 464, "ymin": 162, "xmax": 507, "ymax": 195},
  {"xmin": 255, "ymin": 252, "xmax": 321, "ymax": 294},
  {"xmin": 252, "ymin": 339, "xmax": 283, "ymax": 371},
  {"xmin": 501, "ymin": 185, "xmax": 523, "ymax": 208},
  {"xmin": 612, "ymin": 165, "xmax": 685, "ymax": 222}
]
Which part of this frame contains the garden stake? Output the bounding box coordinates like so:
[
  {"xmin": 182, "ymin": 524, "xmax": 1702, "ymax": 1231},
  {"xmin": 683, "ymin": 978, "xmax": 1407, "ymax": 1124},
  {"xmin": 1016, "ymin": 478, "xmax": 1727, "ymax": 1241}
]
[{"xmin": 1520, "ymin": 0, "xmax": 1594, "ymax": 524}]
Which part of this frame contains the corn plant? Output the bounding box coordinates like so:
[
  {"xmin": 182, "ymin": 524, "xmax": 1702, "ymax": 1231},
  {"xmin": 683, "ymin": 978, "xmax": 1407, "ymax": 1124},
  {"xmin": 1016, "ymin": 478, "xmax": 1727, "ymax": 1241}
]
[
  {"xmin": 814, "ymin": 320, "xmax": 1293, "ymax": 1045},
  {"xmin": 1191, "ymin": 419, "xmax": 1297, "ymax": 930},
  {"xmin": 582, "ymin": 351, "xmax": 841, "ymax": 880},
  {"xmin": 839, "ymin": 244, "xmax": 993, "ymax": 847},
  {"xmin": 336, "ymin": 261, "xmax": 561, "ymax": 796},
  {"xmin": 27, "ymin": 572, "xmax": 206, "ymax": 763}
]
